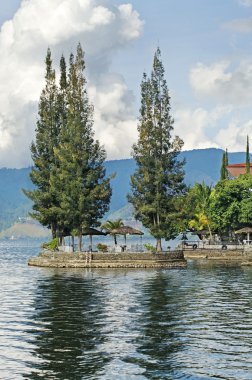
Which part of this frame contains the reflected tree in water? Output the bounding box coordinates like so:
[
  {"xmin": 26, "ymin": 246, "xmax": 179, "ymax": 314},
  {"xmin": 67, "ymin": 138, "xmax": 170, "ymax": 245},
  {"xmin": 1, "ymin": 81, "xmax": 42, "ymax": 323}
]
[
  {"xmin": 125, "ymin": 271, "xmax": 188, "ymax": 379},
  {"xmin": 25, "ymin": 272, "xmax": 110, "ymax": 379}
]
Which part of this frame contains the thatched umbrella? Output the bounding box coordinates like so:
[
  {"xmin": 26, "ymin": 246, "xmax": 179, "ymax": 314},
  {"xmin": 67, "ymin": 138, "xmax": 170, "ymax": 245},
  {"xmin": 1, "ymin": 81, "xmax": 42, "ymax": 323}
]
[
  {"xmin": 82, "ymin": 228, "xmax": 107, "ymax": 251},
  {"xmin": 235, "ymin": 227, "xmax": 252, "ymax": 244},
  {"xmin": 192, "ymin": 229, "xmax": 209, "ymax": 236},
  {"xmin": 110, "ymin": 225, "xmax": 144, "ymax": 247}
]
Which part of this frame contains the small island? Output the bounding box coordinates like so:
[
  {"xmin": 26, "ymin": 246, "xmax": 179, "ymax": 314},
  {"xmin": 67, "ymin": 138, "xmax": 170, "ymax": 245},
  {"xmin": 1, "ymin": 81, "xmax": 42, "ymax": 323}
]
[{"xmin": 25, "ymin": 45, "xmax": 252, "ymax": 270}]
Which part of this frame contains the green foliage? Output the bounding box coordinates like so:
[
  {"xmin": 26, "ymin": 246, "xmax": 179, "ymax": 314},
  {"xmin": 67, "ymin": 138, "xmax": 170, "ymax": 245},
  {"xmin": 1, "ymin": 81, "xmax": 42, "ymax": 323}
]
[
  {"xmin": 24, "ymin": 48, "xmax": 61, "ymax": 237},
  {"xmin": 144, "ymin": 243, "xmax": 156, "ymax": 252},
  {"xmin": 24, "ymin": 45, "xmax": 111, "ymax": 248},
  {"xmin": 129, "ymin": 48, "xmax": 186, "ymax": 250},
  {"xmin": 102, "ymin": 219, "xmax": 124, "ymax": 231},
  {"xmin": 210, "ymin": 174, "xmax": 252, "ymax": 234},
  {"xmin": 102, "ymin": 219, "xmax": 124, "ymax": 245},
  {"xmin": 42, "ymin": 238, "xmax": 58, "ymax": 251},
  {"xmin": 246, "ymin": 136, "xmax": 250, "ymax": 174},
  {"xmin": 51, "ymin": 45, "xmax": 111, "ymax": 246},
  {"xmin": 177, "ymin": 182, "xmax": 213, "ymax": 236},
  {"xmin": 220, "ymin": 149, "xmax": 229, "ymax": 181},
  {"xmin": 96, "ymin": 243, "xmax": 108, "ymax": 252},
  {"xmin": 192, "ymin": 183, "xmax": 213, "ymax": 236}
]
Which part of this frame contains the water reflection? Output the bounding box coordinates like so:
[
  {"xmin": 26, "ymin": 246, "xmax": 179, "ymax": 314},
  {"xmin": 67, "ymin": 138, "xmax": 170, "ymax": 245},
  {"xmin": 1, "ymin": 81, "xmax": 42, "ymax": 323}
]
[
  {"xmin": 124, "ymin": 270, "xmax": 188, "ymax": 379},
  {"xmin": 122, "ymin": 265, "xmax": 252, "ymax": 380},
  {"xmin": 26, "ymin": 270, "xmax": 109, "ymax": 379},
  {"xmin": 1, "ymin": 239, "xmax": 252, "ymax": 379}
]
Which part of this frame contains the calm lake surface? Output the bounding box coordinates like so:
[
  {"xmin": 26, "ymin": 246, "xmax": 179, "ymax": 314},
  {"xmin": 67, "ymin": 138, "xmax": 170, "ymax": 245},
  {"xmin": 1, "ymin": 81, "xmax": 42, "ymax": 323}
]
[{"xmin": 0, "ymin": 240, "xmax": 252, "ymax": 379}]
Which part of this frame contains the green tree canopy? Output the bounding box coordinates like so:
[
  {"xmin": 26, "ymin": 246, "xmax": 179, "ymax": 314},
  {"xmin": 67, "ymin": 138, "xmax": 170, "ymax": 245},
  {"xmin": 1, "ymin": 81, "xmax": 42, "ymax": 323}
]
[
  {"xmin": 50, "ymin": 44, "xmax": 111, "ymax": 250},
  {"xmin": 188, "ymin": 182, "xmax": 213, "ymax": 238},
  {"xmin": 24, "ymin": 49, "xmax": 60, "ymax": 237},
  {"xmin": 25, "ymin": 45, "xmax": 111, "ymax": 249},
  {"xmin": 210, "ymin": 174, "xmax": 252, "ymax": 235},
  {"xmin": 220, "ymin": 149, "xmax": 229, "ymax": 181},
  {"xmin": 128, "ymin": 47, "xmax": 186, "ymax": 250},
  {"xmin": 102, "ymin": 219, "xmax": 124, "ymax": 245}
]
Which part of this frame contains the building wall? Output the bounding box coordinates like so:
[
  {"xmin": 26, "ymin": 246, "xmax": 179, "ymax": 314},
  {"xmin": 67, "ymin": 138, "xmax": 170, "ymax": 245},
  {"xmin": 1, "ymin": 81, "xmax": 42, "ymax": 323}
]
[{"xmin": 227, "ymin": 165, "xmax": 252, "ymax": 177}]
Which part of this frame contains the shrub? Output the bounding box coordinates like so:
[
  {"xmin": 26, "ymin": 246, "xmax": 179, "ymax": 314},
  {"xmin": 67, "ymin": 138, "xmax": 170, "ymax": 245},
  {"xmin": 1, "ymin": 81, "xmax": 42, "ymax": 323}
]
[
  {"xmin": 144, "ymin": 243, "xmax": 156, "ymax": 252},
  {"xmin": 41, "ymin": 238, "xmax": 58, "ymax": 251},
  {"xmin": 97, "ymin": 243, "xmax": 108, "ymax": 252}
]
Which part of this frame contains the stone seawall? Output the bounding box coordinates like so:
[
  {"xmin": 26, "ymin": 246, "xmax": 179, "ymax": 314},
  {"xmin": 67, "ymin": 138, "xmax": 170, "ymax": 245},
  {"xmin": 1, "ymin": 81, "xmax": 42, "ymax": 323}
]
[
  {"xmin": 28, "ymin": 250, "xmax": 187, "ymax": 269},
  {"xmin": 184, "ymin": 248, "xmax": 248, "ymax": 261}
]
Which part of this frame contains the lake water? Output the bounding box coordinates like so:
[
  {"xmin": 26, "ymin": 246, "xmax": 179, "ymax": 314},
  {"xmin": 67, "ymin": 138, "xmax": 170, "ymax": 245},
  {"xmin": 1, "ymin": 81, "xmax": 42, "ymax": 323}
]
[{"xmin": 0, "ymin": 239, "xmax": 252, "ymax": 379}]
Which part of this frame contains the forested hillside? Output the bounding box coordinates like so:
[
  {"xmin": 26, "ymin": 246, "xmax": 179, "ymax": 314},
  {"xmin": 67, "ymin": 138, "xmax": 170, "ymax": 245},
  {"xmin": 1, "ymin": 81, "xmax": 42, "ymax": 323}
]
[
  {"xmin": 0, "ymin": 148, "xmax": 250, "ymax": 232},
  {"xmin": 0, "ymin": 168, "xmax": 33, "ymax": 231}
]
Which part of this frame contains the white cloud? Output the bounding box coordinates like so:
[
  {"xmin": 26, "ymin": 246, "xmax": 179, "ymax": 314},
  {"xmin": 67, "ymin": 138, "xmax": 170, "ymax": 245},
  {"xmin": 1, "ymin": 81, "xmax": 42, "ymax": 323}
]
[
  {"xmin": 175, "ymin": 108, "xmax": 213, "ymax": 150},
  {"xmin": 88, "ymin": 73, "xmax": 138, "ymax": 158},
  {"xmin": 224, "ymin": 17, "xmax": 252, "ymax": 33},
  {"xmin": 190, "ymin": 60, "xmax": 252, "ymax": 106},
  {"xmin": 175, "ymin": 104, "xmax": 252, "ymax": 153},
  {"xmin": 175, "ymin": 106, "xmax": 232, "ymax": 151},
  {"xmin": 0, "ymin": 0, "xmax": 143, "ymax": 168},
  {"xmin": 238, "ymin": 0, "xmax": 252, "ymax": 7},
  {"xmin": 188, "ymin": 55, "xmax": 252, "ymax": 152},
  {"xmin": 215, "ymin": 119, "xmax": 252, "ymax": 151}
]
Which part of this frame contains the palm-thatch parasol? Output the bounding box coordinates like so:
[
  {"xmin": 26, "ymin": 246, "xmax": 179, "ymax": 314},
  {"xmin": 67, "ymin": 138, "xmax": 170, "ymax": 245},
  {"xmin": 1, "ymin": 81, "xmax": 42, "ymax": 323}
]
[
  {"xmin": 109, "ymin": 225, "xmax": 144, "ymax": 247},
  {"xmin": 82, "ymin": 228, "xmax": 107, "ymax": 251},
  {"xmin": 234, "ymin": 227, "xmax": 252, "ymax": 243},
  {"xmin": 192, "ymin": 229, "xmax": 209, "ymax": 236}
]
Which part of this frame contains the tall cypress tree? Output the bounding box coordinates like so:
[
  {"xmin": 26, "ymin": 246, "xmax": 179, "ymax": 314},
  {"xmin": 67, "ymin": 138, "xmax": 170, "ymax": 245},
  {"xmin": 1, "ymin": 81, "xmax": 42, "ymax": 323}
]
[
  {"xmin": 128, "ymin": 48, "xmax": 186, "ymax": 251},
  {"xmin": 246, "ymin": 135, "xmax": 250, "ymax": 174},
  {"xmin": 52, "ymin": 44, "xmax": 111, "ymax": 251},
  {"xmin": 220, "ymin": 148, "xmax": 229, "ymax": 180},
  {"xmin": 225, "ymin": 148, "xmax": 229, "ymax": 166},
  {"xmin": 24, "ymin": 49, "xmax": 60, "ymax": 237},
  {"xmin": 49, "ymin": 55, "xmax": 69, "ymax": 241}
]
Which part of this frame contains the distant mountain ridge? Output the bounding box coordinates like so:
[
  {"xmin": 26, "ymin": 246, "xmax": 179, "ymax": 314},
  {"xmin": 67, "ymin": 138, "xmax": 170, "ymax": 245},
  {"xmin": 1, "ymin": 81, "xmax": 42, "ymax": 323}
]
[{"xmin": 0, "ymin": 148, "xmax": 250, "ymax": 233}]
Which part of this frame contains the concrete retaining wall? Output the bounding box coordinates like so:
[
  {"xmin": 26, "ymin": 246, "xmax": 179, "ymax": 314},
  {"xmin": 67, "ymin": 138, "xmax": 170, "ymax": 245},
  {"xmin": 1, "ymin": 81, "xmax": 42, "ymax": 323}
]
[
  {"xmin": 28, "ymin": 250, "xmax": 187, "ymax": 269},
  {"xmin": 184, "ymin": 248, "xmax": 247, "ymax": 260}
]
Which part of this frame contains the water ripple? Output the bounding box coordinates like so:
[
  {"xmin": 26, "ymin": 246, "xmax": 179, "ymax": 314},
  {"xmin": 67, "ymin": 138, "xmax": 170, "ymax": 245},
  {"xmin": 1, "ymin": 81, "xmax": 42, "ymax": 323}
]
[{"xmin": 0, "ymin": 241, "xmax": 252, "ymax": 378}]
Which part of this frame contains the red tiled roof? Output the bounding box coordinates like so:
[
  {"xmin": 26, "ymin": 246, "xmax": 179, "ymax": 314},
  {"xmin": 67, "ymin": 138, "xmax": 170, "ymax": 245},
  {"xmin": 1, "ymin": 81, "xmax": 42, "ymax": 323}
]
[
  {"xmin": 226, "ymin": 163, "xmax": 252, "ymax": 168},
  {"xmin": 226, "ymin": 162, "xmax": 252, "ymax": 177}
]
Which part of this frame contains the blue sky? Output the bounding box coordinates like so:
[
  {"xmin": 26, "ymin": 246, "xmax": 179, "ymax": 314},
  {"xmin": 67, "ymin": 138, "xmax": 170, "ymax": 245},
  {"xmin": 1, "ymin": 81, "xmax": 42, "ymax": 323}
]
[{"xmin": 0, "ymin": 0, "xmax": 252, "ymax": 167}]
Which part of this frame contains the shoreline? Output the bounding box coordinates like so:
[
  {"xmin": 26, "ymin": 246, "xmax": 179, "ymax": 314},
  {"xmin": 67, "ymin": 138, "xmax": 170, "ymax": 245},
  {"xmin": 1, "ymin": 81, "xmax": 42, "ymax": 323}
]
[
  {"xmin": 27, "ymin": 248, "xmax": 252, "ymax": 268},
  {"xmin": 28, "ymin": 250, "xmax": 187, "ymax": 269},
  {"xmin": 184, "ymin": 248, "xmax": 252, "ymax": 266}
]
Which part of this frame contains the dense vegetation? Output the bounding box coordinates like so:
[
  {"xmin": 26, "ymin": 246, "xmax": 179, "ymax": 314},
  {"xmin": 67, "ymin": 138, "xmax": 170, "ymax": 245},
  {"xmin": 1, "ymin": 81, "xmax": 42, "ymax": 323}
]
[{"xmin": 181, "ymin": 173, "xmax": 252, "ymax": 239}]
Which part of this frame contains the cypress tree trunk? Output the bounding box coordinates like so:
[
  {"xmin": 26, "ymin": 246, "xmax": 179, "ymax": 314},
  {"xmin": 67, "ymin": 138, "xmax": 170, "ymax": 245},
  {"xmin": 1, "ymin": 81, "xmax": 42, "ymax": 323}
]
[
  {"xmin": 51, "ymin": 223, "xmax": 56, "ymax": 239},
  {"xmin": 59, "ymin": 235, "xmax": 63, "ymax": 246},
  {"xmin": 71, "ymin": 235, "xmax": 75, "ymax": 252},
  {"xmin": 156, "ymin": 238, "xmax": 162, "ymax": 252},
  {"xmin": 156, "ymin": 212, "xmax": 162, "ymax": 251},
  {"xmin": 78, "ymin": 234, "xmax": 82, "ymax": 252}
]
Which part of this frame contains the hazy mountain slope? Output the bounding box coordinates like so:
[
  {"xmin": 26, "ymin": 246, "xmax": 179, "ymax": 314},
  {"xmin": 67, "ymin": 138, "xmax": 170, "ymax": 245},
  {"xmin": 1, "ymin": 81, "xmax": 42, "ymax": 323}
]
[
  {"xmin": 0, "ymin": 168, "xmax": 33, "ymax": 231},
  {"xmin": 0, "ymin": 221, "xmax": 50, "ymax": 239},
  {"xmin": 181, "ymin": 148, "xmax": 250, "ymax": 186},
  {"xmin": 0, "ymin": 148, "xmax": 250, "ymax": 232},
  {"xmin": 104, "ymin": 159, "xmax": 136, "ymax": 213}
]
